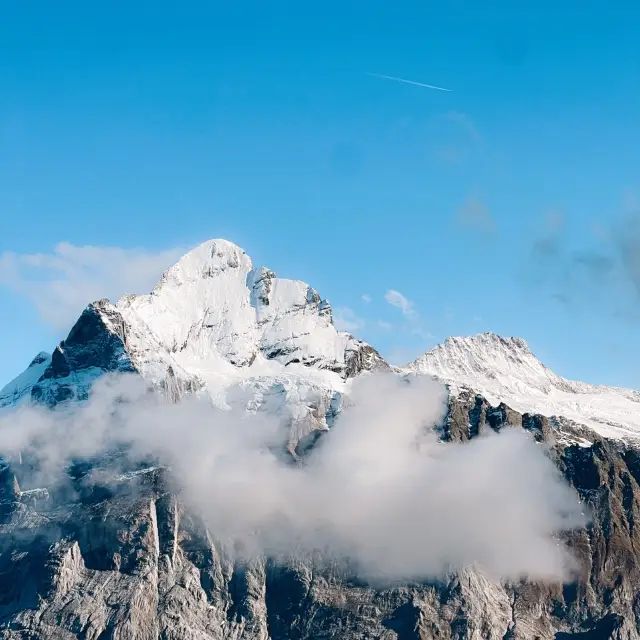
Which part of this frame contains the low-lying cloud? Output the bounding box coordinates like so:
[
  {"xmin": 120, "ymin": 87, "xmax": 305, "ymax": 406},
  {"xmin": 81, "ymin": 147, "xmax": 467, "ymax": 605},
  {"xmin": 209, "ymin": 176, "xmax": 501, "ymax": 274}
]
[{"xmin": 0, "ymin": 372, "xmax": 587, "ymax": 582}]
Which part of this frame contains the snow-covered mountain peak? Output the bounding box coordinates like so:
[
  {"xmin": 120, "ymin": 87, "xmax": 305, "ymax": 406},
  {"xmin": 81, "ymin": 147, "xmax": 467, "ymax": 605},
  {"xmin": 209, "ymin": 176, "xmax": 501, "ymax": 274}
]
[
  {"xmin": 408, "ymin": 332, "xmax": 640, "ymax": 440},
  {"xmin": 28, "ymin": 352, "xmax": 51, "ymax": 368},
  {"xmin": 409, "ymin": 332, "xmax": 558, "ymax": 393},
  {"xmin": 152, "ymin": 239, "xmax": 252, "ymax": 293},
  {"xmin": 113, "ymin": 238, "xmax": 356, "ymax": 376},
  {"xmin": 1, "ymin": 240, "xmax": 387, "ymax": 439}
]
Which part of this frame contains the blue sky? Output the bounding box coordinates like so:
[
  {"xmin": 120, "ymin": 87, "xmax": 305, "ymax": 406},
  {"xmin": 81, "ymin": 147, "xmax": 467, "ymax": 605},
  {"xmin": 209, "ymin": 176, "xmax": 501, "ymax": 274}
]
[{"xmin": 1, "ymin": 1, "xmax": 640, "ymax": 388}]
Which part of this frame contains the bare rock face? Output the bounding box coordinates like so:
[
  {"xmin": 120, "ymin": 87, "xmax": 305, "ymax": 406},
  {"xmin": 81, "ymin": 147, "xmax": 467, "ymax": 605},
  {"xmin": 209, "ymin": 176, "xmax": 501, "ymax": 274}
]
[{"xmin": 1, "ymin": 392, "xmax": 640, "ymax": 640}]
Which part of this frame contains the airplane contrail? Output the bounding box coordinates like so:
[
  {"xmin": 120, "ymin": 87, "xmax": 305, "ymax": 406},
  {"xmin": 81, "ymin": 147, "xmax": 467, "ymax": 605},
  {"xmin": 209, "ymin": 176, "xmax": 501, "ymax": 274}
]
[{"xmin": 366, "ymin": 72, "xmax": 452, "ymax": 92}]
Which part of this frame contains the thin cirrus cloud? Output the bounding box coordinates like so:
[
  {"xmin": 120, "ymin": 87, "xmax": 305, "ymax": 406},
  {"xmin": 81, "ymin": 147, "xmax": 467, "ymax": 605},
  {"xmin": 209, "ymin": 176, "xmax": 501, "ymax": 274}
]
[
  {"xmin": 0, "ymin": 242, "xmax": 184, "ymax": 331},
  {"xmin": 430, "ymin": 111, "xmax": 482, "ymax": 167},
  {"xmin": 384, "ymin": 289, "xmax": 416, "ymax": 318},
  {"xmin": 383, "ymin": 289, "xmax": 434, "ymax": 362}
]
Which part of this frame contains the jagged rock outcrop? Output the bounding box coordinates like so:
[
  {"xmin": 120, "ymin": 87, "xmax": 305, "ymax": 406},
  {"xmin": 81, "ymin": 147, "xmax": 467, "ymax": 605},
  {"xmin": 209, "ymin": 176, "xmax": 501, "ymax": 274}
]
[{"xmin": 1, "ymin": 392, "xmax": 639, "ymax": 639}]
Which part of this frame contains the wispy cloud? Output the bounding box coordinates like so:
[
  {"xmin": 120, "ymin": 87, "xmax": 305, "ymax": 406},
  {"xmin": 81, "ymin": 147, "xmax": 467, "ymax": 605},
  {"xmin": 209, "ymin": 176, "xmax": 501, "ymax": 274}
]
[
  {"xmin": 385, "ymin": 289, "xmax": 416, "ymax": 318},
  {"xmin": 385, "ymin": 346, "xmax": 426, "ymax": 367},
  {"xmin": 0, "ymin": 242, "xmax": 184, "ymax": 331},
  {"xmin": 623, "ymin": 187, "xmax": 638, "ymax": 213},
  {"xmin": 408, "ymin": 326, "xmax": 434, "ymax": 342},
  {"xmin": 361, "ymin": 294, "xmax": 372, "ymax": 303},
  {"xmin": 430, "ymin": 112, "xmax": 482, "ymax": 168},
  {"xmin": 384, "ymin": 289, "xmax": 434, "ymax": 357},
  {"xmin": 366, "ymin": 72, "xmax": 452, "ymax": 92},
  {"xmin": 437, "ymin": 147, "xmax": 468, "ymax": 165}
]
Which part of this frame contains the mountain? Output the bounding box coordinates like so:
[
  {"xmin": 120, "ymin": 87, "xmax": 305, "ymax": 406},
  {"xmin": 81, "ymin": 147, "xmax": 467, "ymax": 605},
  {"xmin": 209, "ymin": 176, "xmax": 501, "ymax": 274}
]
[
  {"xmin": 1, "ymin": 239, "xmax": 387, "ymax": 450},
  {"xmin": 407, "ymin": 332, "xmax": 640, "ymax": 441},
  {"xmin": 1, "ymin": 239, "xmax": 640, "ymax": 639}
]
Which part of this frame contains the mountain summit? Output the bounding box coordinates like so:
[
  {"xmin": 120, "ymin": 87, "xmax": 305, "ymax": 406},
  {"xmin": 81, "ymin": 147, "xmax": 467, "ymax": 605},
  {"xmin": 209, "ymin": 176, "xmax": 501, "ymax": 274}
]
[
  {"xmin": 1, "ymin": 239, "xmax": 387, "ymax": 447},
  {"xmin": 410, "ymin": 332, "xmax": 561, "ymax": 393},
  {"xmin": 408, "ymin": 331, "xmax": 640, "ymax": 439}
]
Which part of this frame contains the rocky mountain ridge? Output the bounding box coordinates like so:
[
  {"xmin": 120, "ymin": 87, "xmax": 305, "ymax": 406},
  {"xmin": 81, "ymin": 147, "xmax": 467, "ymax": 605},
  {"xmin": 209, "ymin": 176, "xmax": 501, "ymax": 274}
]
[
  {"xmin": 407, "ymin": 332, "xmax": 640, "ymax": 441},
  {"xmin": 1, "ymin": 238, "xmax": 640, "ymax": 639}
]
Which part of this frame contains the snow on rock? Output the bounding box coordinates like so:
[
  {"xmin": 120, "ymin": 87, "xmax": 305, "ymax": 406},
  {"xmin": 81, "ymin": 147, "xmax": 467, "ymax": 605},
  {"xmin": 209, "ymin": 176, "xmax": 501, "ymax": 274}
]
[
  {"xmin": 0, "ymin": 351, "xmax": 51, "ymax": 409},
  {"xmin": 407, "ymin": 332, "xmax": 640, "ymax": 440},
  {"xmin": 116, "ymin": 239, "xmax": 372, "ymax": 379},
  {"xmin": 2, "ymin": 239, "xmax": 387, "ymax": 444},
  {"xmin": 109, "ymin": 239, "xmax": 386, "ymax": 430}
]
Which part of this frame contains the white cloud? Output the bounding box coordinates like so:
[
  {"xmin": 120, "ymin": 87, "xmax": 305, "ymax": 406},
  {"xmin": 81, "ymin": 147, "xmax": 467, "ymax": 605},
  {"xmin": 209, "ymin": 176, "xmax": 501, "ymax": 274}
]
[
  {"xmin": 384, "ymin": 289, "xmax": 416, "ymax": 318},
  {"xmin": 0, "ymin": 242, "xmax": 184, "ymax": 331},
  {"xmin": 377, "ymin": 320, "xmax": 393, "ymax": 331},
  {"xmin": 0, "ymin": 372, "xmax": 587, "ymax": 582},
  {"xmin": 333, "ymin": 306, "xmax": 364, "ymax": 332},
  {"xmin": 361, "ymin": 294, "xmax": 371, "ymax": 303},
  {"xmin": 384, "ymin": 289, "xmax": 433, "ymax": 351}
]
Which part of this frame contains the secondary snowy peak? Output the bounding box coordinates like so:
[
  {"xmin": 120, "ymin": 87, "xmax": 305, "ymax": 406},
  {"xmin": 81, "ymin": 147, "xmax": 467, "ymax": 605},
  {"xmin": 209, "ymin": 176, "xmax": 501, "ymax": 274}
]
[
  {"xmin": 409, "ymin": 332, "xmax": 574, "ymax": 395},
  {"xmin": 409, "ymin": 332, "xmax": 640, "ymax": 440}
]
